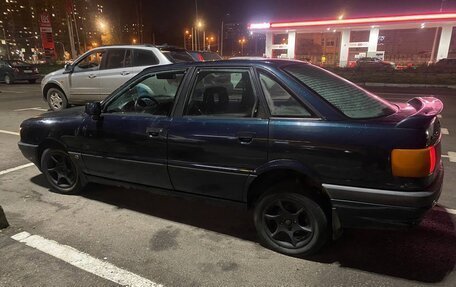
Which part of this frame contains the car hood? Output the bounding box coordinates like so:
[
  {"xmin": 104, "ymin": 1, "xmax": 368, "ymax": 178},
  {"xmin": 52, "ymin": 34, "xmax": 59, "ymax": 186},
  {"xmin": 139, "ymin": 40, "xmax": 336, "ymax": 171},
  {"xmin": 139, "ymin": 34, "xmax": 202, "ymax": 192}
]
[{"xmin": 21, "ymin": 106, "xmax": 85, "ymax": 127}]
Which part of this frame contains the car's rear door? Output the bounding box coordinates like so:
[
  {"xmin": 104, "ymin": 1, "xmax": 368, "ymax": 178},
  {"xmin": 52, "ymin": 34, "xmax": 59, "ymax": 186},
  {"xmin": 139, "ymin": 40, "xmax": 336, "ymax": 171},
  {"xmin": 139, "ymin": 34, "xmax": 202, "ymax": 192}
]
[
  {"xmin": 167, "ymin": 66, "xmax": 269, "ymax": 201},
  {"xmin": 128, "ymin": 48, "xmax": 161, "ymax": 76},
  {"xmin": 96, "ymin": 48, "xmax": 134, "ymax": 99},
  {"xmin": 80, "ymin": 69, "xmax": 188, "ymax": 189}
]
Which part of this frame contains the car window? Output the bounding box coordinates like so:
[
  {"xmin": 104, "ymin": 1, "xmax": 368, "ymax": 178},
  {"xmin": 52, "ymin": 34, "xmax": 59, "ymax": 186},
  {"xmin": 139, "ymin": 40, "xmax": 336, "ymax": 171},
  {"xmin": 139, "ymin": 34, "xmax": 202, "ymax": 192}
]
[
  {"xmin": 124, "ymin": 49, "xmax": 132, "ymax": 67},
  {"xmin": 258, "ymin": 71, "xmax": 311, "ymax": 117},
  {"xmin": 162, "ymin": 50, "xmax": 195, "ymax": 63},
  {"xmin": 184, "ymin": 70, "xmax": 256, "ymax": 117},
  {"xmin": 74, "ymin": 50, "xmax": 105, "ymax": 72},
  {"xmin": 104, "ymin": 49, "xmax": 125, "ymax": 70},
  {"xmin": 283, "ymin": 63, "xmax": 396, "ymax": 119},
  {"xmin": 105, "ymin": 70, "xmax": 185, "ymax": 116},
  {"xmin": 132, "ymin": 49, "xmax": 159, "ymax": 66}
]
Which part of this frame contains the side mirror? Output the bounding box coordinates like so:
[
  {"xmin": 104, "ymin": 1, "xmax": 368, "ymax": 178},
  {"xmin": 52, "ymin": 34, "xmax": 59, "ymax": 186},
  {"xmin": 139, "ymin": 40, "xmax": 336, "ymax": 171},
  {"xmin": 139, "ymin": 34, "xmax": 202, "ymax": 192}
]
[
  {"xmin": 85, "ymin": 102, "xmax": 102, "ymax": 120},
  {"xmin": 64, "ymin": 63, "xmax": 73, "ymax": 73}
]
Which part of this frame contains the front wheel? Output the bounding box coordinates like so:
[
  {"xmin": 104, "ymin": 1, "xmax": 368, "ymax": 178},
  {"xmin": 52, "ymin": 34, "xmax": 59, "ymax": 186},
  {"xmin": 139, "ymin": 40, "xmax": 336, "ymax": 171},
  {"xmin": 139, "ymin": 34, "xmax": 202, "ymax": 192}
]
[
  {"xmin": 47, "ymin": 88, "xmax": 68, "ymax": 111},
  {"xmin": 254, "ymin": 189, "xmax": 328, "ymax": 256},
  {"xmin": 41, "ymin": 149, "xmax": 85, "ymax": 194}
]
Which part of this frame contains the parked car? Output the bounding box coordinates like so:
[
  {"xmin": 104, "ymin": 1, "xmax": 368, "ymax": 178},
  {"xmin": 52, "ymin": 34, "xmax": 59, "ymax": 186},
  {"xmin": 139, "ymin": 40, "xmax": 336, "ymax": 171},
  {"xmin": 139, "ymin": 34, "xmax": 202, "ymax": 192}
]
[
  {"xmin": 19, "ymin": 59, "xmax": 443, "ymax": 256},
  {"xmin": 156, "ymin": 45, "xmax": 195, "ymax": 63},
  {"xmin": 0, "ymin": 60, "xmax": 40, "ymax": 84},
  {"xmin": 188, "ymin": 50, "xmax": 223, "ymax": 61},
  {"xmin": 41, "ymin": 45, "xmax": 194, "ymax": 111},
  {"xmin": 355, "ymin": 57, "xmax": 396, "ymax": 71},
  {"xmin": 432, "ymin": 58, "xmax": 456, "ymax": 72}
]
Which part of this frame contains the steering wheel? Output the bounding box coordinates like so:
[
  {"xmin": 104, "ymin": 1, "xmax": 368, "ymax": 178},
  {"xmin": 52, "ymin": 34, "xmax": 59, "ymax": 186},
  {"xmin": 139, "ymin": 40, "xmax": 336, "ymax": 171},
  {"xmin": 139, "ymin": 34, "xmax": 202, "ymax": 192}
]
[{"xmin": 134, "ymin": 95, "xmax": 160, "ymax": 113}]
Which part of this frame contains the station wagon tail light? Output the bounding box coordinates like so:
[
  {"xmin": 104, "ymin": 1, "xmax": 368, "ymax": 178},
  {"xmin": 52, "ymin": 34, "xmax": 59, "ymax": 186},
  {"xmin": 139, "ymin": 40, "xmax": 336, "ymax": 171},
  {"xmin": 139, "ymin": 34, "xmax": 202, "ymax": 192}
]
[{"xmin": 391, "ymin": 146, "xmax": 436, "ymax": 177}]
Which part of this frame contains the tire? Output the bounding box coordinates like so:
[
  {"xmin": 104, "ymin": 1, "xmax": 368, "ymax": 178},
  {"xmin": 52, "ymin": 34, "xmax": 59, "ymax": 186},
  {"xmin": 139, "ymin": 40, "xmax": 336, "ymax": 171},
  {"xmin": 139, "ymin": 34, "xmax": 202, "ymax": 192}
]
[
  {"xmin": 4, "ymin": 74, "xmax": 14, "ymax": 85},
  {"xmin": 40, "ymin": 148, "xmax": 85, "ymax": 195},
  {"xmin": 253, "ymin": 184, "xmax": 328, "ymax": 256},
  {"xmin": 47, "ymin": 87, "xmax": 68, "ymax": 111},
  {"xmin": 28, "ymin": 79, "xmax": 37, "ymax": 84}
]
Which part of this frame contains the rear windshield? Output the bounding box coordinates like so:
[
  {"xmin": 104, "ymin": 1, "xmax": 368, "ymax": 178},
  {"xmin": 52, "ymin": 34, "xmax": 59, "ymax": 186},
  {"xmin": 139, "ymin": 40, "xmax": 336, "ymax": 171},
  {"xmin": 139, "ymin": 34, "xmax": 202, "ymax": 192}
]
[
  {"xmin": 202, "ymin": 52, "xmax": 222, "ymax": 61},
  {"xmin": 7, "ymin": 60, "xmax": 29, "ymax": 67},
  {"xmin": 283, "ymin": 63, "xmax": 396, "ymax": 119},
  {"xmin": 162, "ymin": 50, "xmax": 194, "ymax": 63}
]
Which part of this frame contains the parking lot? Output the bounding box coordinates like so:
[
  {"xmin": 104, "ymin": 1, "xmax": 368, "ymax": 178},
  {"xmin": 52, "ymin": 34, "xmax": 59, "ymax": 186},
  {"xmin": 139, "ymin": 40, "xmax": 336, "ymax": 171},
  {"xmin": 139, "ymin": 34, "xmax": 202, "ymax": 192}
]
[{"xmin": 0, "ymin": 83, "xmax": 455, "ymax": 286}]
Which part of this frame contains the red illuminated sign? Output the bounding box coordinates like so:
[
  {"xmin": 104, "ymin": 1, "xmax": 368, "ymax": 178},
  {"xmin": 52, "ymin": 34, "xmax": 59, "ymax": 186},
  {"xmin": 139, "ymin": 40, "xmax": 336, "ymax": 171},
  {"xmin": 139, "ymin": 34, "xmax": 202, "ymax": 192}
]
[{"xmin": 39, "ymin": 13, "xmax": 56, "ymax": 58}]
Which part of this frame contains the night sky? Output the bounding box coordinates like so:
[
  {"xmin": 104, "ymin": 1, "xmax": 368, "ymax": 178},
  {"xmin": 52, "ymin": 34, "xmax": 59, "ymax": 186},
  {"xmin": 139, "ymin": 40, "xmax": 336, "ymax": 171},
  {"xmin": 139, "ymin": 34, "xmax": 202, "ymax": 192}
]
[{"xmin": 103, "ymin": 0, "xmax": 456, "ymax": 45}]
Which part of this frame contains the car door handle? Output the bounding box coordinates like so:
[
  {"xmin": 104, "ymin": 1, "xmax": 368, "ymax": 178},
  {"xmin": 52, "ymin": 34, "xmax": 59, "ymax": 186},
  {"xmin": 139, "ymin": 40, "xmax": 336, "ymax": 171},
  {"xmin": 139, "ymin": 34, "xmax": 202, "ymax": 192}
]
[
  {"xmin": 237, "ymin": 132, "xmax": 256, "ymax": 144},
  {"xmin": 121, "ymin": 71, "xmax": 130, "ymax": 76},
  {"xmin": 146, "ymin": 127, "xmax": 163, "ymax": 138},
  {"xmin": 88, "ymin": 74, "xmax": 97, "ymax": 79}
]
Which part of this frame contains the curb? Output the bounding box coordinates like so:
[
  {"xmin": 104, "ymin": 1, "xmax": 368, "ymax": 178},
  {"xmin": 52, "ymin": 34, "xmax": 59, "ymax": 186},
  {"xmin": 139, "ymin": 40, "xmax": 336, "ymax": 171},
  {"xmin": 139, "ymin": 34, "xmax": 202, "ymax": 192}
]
[
  {"xmin": 0, "ymin": 205, "xmax": 9, "ymax": 229},
  {"xmin": 357, "ymin": 82, "xmax": 456, "ymax": 89}
]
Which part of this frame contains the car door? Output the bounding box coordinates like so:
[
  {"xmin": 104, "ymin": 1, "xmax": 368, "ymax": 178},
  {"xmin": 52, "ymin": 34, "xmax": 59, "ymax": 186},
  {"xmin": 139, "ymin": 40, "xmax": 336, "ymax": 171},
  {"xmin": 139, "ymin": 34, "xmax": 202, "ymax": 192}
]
[
  {"xmin": 80, "ymin": 69, "xmax": 187, "ymax": 189},
  {"xmin": 167, "ymin": 67, "xmax": 269, "ymax": 201},
  {"xmin": 96, "ymin": 48, "xmax": 134, "ymax": 99},
  {"xmin": 69, "ymin": 49, "xmax": 106, "ymax": 103}
]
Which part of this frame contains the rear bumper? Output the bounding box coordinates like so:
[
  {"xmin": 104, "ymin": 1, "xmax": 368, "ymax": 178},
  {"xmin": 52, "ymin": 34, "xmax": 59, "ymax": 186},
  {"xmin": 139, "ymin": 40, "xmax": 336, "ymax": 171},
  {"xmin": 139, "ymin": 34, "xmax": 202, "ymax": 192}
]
[
  {"xmin": 13, "ymin": 73, "xmax": 40, "ymax": 80},
  {"xmin": 18, "ymin": 142, "xmax": 40, "ymax": 167},
  {"xmin": 324, "ymin": 165, "xmax": 444, "ymax": 228}
]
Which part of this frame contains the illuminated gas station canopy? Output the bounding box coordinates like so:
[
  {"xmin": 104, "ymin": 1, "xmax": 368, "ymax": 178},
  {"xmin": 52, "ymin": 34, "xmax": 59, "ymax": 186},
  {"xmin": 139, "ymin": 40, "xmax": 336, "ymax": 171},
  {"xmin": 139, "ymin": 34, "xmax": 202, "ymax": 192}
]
[{"xmin": 249, "ymin": 12, "xmax": 456, "ymax": 66}]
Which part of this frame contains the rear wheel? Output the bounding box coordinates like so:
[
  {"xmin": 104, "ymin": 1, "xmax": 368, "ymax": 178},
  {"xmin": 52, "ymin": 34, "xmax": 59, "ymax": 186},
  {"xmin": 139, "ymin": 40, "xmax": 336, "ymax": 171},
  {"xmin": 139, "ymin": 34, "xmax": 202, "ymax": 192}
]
[
  {"xmin": 4, "ymin": 74, "xmax": 14, "ymax": 85},
  {"xmin": 47, "ymin": 87, "xmax": 68, "ymax": 111},
  {"xmin": 254, "ymin": 185, "xmax": 328, "ymax": 256},
  {"xmin": 41, "ymin": 148, "xmax": 85, "ymax": 194}
]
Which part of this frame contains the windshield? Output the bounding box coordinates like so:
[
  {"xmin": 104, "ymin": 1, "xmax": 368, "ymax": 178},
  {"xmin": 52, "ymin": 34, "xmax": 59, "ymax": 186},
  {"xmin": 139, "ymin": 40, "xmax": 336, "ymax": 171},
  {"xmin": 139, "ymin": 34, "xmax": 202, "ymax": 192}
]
[
  {"xmin": 202, "ymin": 52, "xmax": 222, "ymax": 61},
  {"xmin": 283, "ymin": 63, "xmax": 397, "ymax": 119}
]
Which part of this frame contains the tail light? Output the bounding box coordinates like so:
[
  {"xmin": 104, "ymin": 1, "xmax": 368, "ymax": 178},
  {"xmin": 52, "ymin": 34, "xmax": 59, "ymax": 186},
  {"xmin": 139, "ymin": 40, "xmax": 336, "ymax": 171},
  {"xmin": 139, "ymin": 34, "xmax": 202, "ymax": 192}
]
[
  {"xmin": 197, "ymin": 53, "xmax": 204, "ymax": 61},
  {"xmin": 391, "ymin": 146, "xmax": 437, "ymax": 177}
]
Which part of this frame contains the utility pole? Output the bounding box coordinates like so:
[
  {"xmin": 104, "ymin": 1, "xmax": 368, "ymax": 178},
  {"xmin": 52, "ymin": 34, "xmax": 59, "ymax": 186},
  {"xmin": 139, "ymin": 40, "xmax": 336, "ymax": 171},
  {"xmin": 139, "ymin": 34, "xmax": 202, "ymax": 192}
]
[
  {"xmin": 220, "ymin": 21, "xmax": 224, "ymax": 56},
  {"xmin": 195, "ymin": 0, "xmax": 198, "ymax": 50},
  {"xmin": 67, "ymin": 15, "xmax": 77, "ymax": 59},
  {"xmin": 2, "ymin": 27, "xmax": 10, "ymax": 60}
]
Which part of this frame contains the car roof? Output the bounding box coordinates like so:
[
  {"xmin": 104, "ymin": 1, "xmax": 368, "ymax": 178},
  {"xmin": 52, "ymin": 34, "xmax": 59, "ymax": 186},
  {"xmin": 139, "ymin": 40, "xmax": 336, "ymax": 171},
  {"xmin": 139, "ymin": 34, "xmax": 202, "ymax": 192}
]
[{"xmin": 140, "ymin": 58, "xmax": 306, "ymax": 73}]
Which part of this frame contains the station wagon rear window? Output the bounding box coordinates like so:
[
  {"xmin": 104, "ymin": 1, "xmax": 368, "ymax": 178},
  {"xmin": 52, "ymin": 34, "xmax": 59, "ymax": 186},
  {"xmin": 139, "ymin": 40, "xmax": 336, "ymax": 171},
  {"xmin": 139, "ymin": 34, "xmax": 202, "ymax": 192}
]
[{"xmin": 283, "ymin": 63, "xmax": 396, "ymax": 119}]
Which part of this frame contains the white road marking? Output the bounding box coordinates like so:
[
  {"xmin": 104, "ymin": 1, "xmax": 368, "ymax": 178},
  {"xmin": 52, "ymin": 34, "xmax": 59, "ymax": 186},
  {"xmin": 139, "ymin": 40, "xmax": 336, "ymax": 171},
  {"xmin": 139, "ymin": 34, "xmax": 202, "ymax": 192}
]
[
  {"xmin": 436, "ymin": 205, "xmax": 456, "ymax": 215},
  {"xmin": 0, "ymin": 163, "xmax": 35, "ymax": 176},
  {"xmin": 14, "ymin": 107, "xmax": 48, "ymax": 112},
  {"xmin": 11, "ymin": 231, "xmax": 163, "ymax": 287},
  {"xmin": 0, "ymin": 129, "xmax": 19, "ymax": 136},
  {"xmin": 447, "ymin": 152, "xmax": 456, "ymax": 163},
  {"xmin": 441, "ymin": 128, "xmax": 449, "ymax": 135}
]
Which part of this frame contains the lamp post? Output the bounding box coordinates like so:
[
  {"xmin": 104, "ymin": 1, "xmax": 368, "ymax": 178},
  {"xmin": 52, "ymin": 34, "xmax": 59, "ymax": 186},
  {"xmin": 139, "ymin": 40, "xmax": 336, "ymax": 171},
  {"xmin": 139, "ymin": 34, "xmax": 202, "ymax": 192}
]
[
  {"xmin": 239, "ymin": 38, "xmax": 246, "ymax": 55},
  {"xmin": 184, "ymin": 30, "xmax": 189, "ymax": 49}
]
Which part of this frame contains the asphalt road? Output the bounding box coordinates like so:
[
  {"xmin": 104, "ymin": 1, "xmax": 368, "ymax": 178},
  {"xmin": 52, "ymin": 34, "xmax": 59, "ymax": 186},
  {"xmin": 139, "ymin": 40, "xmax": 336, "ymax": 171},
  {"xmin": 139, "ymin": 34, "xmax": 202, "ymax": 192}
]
[{"xmin": 0, "ymin": 83, "xmax": 455, "ymax": 287}]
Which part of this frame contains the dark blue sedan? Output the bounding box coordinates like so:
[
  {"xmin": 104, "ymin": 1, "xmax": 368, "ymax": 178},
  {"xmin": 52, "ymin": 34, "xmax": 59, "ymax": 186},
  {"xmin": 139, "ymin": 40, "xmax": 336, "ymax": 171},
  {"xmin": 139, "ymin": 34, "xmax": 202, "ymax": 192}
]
[{"xmin": 18, "ymin": 59, "xmax": 444, "ymax": 256}]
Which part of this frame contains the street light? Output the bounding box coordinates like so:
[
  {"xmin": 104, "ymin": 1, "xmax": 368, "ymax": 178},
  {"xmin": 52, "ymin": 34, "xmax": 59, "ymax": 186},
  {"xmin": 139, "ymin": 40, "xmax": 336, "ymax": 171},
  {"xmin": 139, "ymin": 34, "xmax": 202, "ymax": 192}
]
[{"xmin": 132, "ymin": 38, "xmax": 137, "ymax": 44}]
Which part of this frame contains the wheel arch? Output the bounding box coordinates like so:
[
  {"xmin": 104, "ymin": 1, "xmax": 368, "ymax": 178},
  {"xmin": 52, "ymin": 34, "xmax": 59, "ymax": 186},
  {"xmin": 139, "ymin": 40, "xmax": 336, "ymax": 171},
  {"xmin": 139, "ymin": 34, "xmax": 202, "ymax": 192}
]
[
  {"xmin": 244, "ymin": 160, "xmax": 331, "ymax": 213},
  {"xmin": 37, "ymin": 138, "xmax": 68, "ymax": 169},
  {"xmin": 42, "ymin": 81, "xmax": 66, "ymax": 101}
]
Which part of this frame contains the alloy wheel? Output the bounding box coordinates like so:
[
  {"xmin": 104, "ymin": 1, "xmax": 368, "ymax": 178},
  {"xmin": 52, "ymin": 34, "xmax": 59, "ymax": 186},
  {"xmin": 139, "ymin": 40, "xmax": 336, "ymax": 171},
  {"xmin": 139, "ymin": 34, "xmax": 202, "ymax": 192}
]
[
  {"xmin": 49, "ymin": 92, "xmax": 63, "ymax": 110},
  {"xmin": 4, "ymin": 74, "xmax": 11, "ymax": 84},
  {"xmin": 262, "ymin": 199, "xmax": 314, "ymax": 249},
  {"xmin": 45, "ymin": 152, "xmax": 77, "ymax": 189}
]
